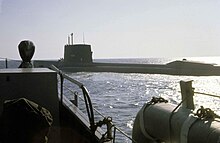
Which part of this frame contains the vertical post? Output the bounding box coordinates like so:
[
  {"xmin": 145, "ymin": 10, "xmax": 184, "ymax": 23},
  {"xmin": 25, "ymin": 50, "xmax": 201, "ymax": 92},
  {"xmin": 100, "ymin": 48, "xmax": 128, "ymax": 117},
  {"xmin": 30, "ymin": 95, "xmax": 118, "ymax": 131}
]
[
  {"xmin": 60, "ymin": 73, "xmax": 64, "ymax": 105},
  {"xmin": 68, "ymin": 35, "xmax": 70, "ymax": 45},
  {"xmin": 71, "ymin": 33, "xmax": 74, "ymax": 45},
  {"xmin": 83, "ymin": 32, "xmax": 85, "ymax": 44},
  {"xmin": 180, "ymin": 80, "xmax": 194, "ymax": 110},
  {"xmin": 74, "ymin": 93, "xmax": 78, "ymax": 107},
  {"xmin": 5, "ymin": 58, "xmax": 8, "ymax": 68},
  {"xmin": 106, "ymin": 118, "xmax": 113, "ymax": 139}
]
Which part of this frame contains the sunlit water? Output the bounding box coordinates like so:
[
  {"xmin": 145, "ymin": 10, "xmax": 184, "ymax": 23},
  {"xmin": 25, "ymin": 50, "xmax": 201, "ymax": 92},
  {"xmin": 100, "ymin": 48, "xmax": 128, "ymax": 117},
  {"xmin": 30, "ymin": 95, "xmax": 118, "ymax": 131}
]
[
  {"xmin": 64, "ymin": 57, "xmax": 220, "ymax": 143},
  {"xmin": 65, "ymin": 72, "xmax": 220, "ymax": 142}
]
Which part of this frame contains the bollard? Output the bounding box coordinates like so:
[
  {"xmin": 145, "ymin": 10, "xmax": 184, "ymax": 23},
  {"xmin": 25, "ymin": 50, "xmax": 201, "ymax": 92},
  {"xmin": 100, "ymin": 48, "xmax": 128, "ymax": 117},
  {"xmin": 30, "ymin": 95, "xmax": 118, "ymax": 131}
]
[{"xmin": 180, "ymin": 80, "xmax": 195, "ymax": 110}]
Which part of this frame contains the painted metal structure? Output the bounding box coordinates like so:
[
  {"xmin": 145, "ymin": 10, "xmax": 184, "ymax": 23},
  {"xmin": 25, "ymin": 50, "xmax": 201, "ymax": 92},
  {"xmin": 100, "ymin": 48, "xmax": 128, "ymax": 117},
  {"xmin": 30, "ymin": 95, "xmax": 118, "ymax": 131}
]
[{"xmin": 132, "ymin": 80, "xmax": 220, "ymax": 143}]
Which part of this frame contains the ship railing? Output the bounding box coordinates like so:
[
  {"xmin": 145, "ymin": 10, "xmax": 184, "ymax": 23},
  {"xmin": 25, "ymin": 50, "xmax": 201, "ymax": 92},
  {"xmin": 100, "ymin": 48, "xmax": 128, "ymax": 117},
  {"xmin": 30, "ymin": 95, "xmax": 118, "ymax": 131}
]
[
  {"xmin": 50, "ymin": 65, "xmax": 95, "ymax": 132},
  {"xmin": 50, "ymin": 65, "xmax": 136, "ymax": 143},
  {"xmin": 0, "ymin": 57, "xmax": 23, "ymax": 69},
  {"xmin": 63, "ymin": 85, "xmax": 136, "ymax": 143},
  {"xmin": 0, "ymin": 57, "xmax": 14, "ymax": 68}
]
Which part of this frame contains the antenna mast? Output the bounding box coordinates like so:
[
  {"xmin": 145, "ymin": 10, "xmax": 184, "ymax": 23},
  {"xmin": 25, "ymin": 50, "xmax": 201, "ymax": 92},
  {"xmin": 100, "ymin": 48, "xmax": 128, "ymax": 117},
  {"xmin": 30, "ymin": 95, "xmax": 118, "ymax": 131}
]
[
  {"xmin": 83, "ymin": 32, "xmax": 85, "ymax": 44},
  {"xmin": 68, "ymin": 35, "xmax": 70, "ymax": 45},
  {"xmin": 71, "ymin": 33, "xmax": 74, "ymax": 45}
]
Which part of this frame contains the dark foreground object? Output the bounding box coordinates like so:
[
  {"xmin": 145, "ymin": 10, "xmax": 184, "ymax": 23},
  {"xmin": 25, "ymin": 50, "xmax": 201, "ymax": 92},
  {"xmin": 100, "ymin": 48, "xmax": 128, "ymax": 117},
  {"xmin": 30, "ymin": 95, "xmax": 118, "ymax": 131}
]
[
  {"xmin": 0, "ymin": 98, "xmax": 53, "ymax": 143},
  {"xmin": 0, "ymin": 68, "xmax": 106, "ymax": 143}
]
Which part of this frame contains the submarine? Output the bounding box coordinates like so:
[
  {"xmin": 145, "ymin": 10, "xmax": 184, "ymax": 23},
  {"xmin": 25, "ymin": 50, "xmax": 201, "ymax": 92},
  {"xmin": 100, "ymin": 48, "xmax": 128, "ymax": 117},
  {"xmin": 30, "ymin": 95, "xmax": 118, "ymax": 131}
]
[
  {"xmin": 33, "ymin": 34, "xmax": 220, "ymax": 76},
  {"xmin": 2, "ymin": 40, "xmax": 220, "ymax": 143}
]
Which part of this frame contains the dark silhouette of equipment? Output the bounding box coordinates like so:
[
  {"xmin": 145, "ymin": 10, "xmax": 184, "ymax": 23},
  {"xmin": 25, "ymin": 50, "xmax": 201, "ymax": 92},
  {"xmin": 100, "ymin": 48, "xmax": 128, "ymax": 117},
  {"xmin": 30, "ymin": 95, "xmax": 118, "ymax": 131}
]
[
  {"xmin": 0, "ymin": 98, "xmax": 53, "ymax": 143},
  {"xmin": 18, "ymin": 40, "xmax": 35, "ymax": 68}
]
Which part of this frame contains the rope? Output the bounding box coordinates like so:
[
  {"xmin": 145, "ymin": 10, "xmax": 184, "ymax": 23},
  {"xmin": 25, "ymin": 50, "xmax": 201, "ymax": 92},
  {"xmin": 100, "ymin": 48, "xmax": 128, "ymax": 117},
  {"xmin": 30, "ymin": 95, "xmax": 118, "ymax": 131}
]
[
  {"xmin": 147, "ymin": 96, "xmax": 168, "ymax": 105},
  {"xmin": 194, "ymin": 91, "xmax": 220, "ymax": 99},
  {"xmin": 113, "ymin": 126, "xmax": 137, "ymax": 143},
  {"xmin": 194, "ymin": 106, "xmax": 220, "ymax": 120},
  {"xmin": 137, "ymin": 97, "xmax": 168, "ymax": 142},
  {"xmin": 179, "ymin": 90, "xmax": 220, "ymax": 99}
]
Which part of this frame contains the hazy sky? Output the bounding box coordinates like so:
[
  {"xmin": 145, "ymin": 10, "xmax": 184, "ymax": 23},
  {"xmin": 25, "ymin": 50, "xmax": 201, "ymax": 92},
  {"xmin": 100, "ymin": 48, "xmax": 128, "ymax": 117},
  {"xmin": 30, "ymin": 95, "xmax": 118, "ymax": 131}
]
[{"xmin": 0, "ymin": 0, "xmax": 220, "ymax": 60}]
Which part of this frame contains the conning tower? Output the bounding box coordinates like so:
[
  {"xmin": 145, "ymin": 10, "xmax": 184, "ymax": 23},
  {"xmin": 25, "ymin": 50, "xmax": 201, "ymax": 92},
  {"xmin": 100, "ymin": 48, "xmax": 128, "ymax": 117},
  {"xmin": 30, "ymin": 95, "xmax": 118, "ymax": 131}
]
[{"xmin": 64, "ymin": 33, "xmax": 93, "ymax": 66}]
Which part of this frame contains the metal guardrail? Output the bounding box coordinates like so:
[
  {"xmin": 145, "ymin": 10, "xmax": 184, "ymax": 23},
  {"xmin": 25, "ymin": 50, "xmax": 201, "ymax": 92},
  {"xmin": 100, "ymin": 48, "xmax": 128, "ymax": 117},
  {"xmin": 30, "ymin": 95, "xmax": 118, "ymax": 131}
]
[
  {"xmin": 50, "ymin": 65, "xmax": 96, "ymax": 133},
  {"xmin": 0, "ymin": 58, "xmax": 22, "ymax": 69},
  {"xmin": 0, "ymin": 57, "xmax": 8, "ymax": 68},
  {"xmin": 50, "ymin": 65, "xmax": 136, "ymax": 143}
]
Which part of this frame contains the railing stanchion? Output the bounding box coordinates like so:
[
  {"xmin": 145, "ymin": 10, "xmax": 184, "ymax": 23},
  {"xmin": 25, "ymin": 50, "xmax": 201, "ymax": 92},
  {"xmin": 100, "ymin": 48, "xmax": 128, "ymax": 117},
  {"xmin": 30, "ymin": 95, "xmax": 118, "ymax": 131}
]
[{"xmin": 5, "ymin": 58, "xmax": 8, "ymax": 68}]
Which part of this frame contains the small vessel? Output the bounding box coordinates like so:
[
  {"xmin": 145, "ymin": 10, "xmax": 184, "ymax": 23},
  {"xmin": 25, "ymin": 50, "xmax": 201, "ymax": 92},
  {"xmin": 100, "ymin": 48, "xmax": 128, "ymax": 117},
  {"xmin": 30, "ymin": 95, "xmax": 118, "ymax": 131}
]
[{"xmin": 0, "ymin": 40, "xmax": 133, "ymax": 143}]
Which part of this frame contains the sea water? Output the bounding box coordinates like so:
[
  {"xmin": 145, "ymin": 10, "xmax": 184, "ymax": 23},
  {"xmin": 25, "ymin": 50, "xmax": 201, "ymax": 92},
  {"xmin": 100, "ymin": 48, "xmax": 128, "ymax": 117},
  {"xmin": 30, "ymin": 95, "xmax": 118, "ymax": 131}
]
[
  {"xmin": 64, "ymin": 57, "xmax": 220, "ymax": 142},
  {"xmin": 2, "ymin": 57, "xmax": 220, "ymax": 142},
  {"xmin": 67, "ymin": 72, "xmax": 220, "ymax": 142}
]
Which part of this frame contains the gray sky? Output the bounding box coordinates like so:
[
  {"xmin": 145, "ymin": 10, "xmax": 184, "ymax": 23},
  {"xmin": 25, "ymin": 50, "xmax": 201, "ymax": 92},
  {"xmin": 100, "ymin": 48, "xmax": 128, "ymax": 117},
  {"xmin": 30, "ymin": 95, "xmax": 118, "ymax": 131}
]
[{"xmin": 0, "ymin": 0, "xmax": 220, "ymax": 59}]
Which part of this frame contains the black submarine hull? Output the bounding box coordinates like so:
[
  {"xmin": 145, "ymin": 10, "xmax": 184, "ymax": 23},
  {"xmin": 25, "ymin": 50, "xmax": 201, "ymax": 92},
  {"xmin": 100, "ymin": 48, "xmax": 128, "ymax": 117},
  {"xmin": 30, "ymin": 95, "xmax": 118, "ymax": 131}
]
[
  {"xmin": 61, "ymin": 63, "xmax": 220, "ymax": 76},
  {"xmin": 34, "ymin": 60, "xmax": 220, "ymax": 76},
  {"xmin": 33, "ymin": 41, "xmax": 220, "ymax": 76}
]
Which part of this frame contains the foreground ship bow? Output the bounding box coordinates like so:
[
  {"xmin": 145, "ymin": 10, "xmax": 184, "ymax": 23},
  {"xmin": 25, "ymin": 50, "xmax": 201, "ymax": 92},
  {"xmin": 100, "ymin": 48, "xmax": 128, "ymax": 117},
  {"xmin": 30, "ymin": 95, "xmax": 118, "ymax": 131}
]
[{"xmin": 0, "ymin": 40, "xmax": 135, "ymax": 143}]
